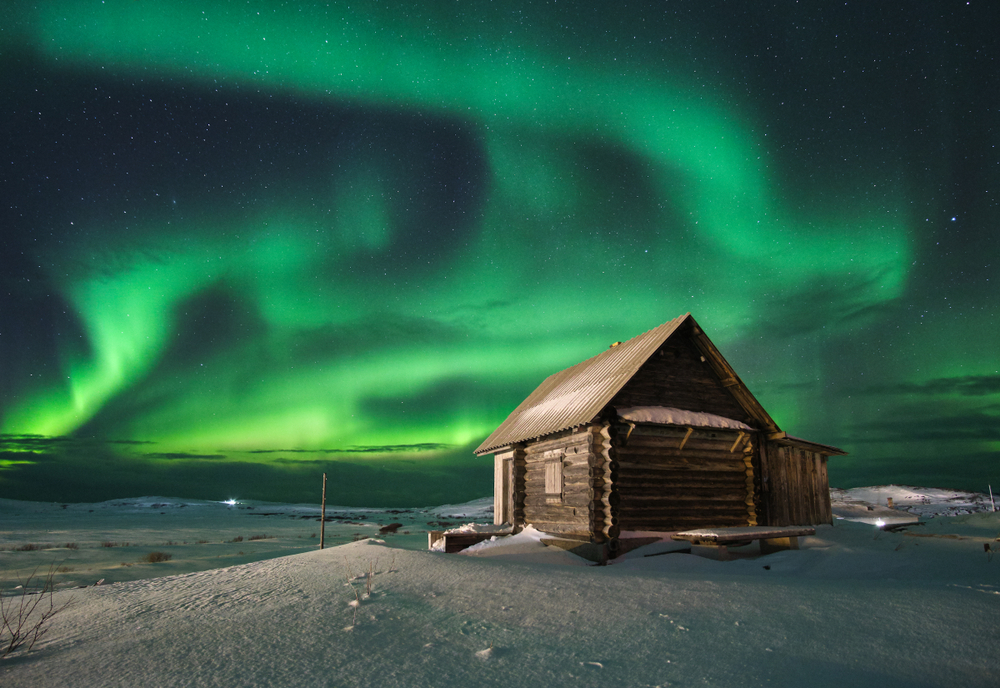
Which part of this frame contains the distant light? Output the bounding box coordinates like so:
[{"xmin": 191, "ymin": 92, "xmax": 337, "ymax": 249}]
[
  {"xmin": 223, "ymin": 499, "xmax": 237, "ymax": 506},
  {"xmin": 875, "ymin": 519, "xmax": 885, "ymax": 528}
]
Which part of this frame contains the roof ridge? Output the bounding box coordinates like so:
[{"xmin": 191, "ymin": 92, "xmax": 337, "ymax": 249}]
[{"xmin": 474, "ymin": 314, "xmax": 690, "ymax": 455}]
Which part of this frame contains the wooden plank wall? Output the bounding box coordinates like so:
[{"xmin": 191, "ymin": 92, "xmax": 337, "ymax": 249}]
[
  {"xmin": 613, "ymin": 424, "xmax": 754, "ymax": 531},
  {"xmin": 521, "ymin": 429, "xmax": 593, "ymax": 538},
  {"xmin": 493, "ymin": 451, "xmax": 514, "ymax": 526},
  {"xmin": 761, "ymin": 444, "xmax": 832, "ymax": 526},
  {"xmin": 511, "ymin": 446, "xmax": 527, "ymax": 529}
]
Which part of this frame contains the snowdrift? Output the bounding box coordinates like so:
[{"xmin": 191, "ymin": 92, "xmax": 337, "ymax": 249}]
[{"xmin": 2, "ymin": 488, "xmax": 998, "ymax": 687}]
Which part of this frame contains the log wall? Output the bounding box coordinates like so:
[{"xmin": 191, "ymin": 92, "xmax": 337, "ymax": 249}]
[
  {"xmin": 610, "ymin": 336, "xmax": 753, "ymax": 425},
  {"xmin": 759, "ymin": 444, "xmax": 832, "ymax": 526},
  {"xmin": 521, "ymin": 428, "xmax": 594, "ymax": 538},
  {"xmin": 612, "ymin": 424, "xmax": 755, "ymax": 531},
  {"xmin": 512, "ymin": 430, "xmax": 832, "ymax": 538},
  {"xmin": 590, "ymin": 423, "xmax": 618, "ymax": 541}
]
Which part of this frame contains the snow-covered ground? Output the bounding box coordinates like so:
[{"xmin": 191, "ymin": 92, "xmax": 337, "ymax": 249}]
[
  {"xmin": 833, "ymin": 485, "xmax": 996, "ymax": 517},
  {"xmin": 2, "ymin": 488, "xmax": 998, "ymax": 687}
]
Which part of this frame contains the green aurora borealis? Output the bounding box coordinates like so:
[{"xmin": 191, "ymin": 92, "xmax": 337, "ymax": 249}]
[{"xmin": 1, "ymin": 2, "xmax": 997, "ymax": 505}]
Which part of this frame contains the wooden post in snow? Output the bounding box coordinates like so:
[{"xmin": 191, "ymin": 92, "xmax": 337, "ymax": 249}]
[{"xmin": 320, "ymin": 473, "xmax": 327, "ymax": 550}]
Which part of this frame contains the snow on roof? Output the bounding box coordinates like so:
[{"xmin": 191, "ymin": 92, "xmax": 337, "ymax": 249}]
[{"xmin": 617, "ymin": 406, "xmax": 753, "ymax": 431}]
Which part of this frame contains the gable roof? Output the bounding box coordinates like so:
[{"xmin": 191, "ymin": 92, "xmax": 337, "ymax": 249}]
[{"xmin": 475, "ymin": 313, "xmax": 780, "ymax": 455}]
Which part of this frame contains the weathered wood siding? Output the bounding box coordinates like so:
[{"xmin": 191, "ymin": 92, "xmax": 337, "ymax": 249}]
[
  {"xmin": 612, "ymin": 424, "xmax": 756, "ymax": 531},
  {"xmin": 610, "ymin": 336, "xmax": 753, "ymax": 425},
  {"xmin": 511, "ymin": 446, "xmax": 527, "ymax": 529},
  {"xmin": 493, "ymin": 450, "xmax": 514, "ymax": 526},
  {"xmin": 759, "ymin": 444, "xmax": 832, "ymax": 526},
  {"xmin": 521, "ymin": 429, "xmax": 593, "ymax": 538}
]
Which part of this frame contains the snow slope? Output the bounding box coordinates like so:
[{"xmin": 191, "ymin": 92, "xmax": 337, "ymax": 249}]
[{"xmin": 2, "ymin": 490, "xmax": 998, "ymax": 687}]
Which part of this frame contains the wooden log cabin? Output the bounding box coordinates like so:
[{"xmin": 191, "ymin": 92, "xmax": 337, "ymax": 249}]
[{"xmin": 475, "ymin": 313, "xmax": 845, "ymax": 553}]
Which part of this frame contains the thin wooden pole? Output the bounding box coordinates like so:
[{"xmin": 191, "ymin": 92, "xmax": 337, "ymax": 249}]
[{"xmin": 320, "ymin": 472, "xmax": 327, "ymax": 549}]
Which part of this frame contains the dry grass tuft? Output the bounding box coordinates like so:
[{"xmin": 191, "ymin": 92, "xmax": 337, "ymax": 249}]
[
  {"xmin": 142, "ymin": 552, "xmax": 172, "ymax": 563},
  {"xmin": 1, "ymin": 566, "xmax": 73, "ymax": 658}
]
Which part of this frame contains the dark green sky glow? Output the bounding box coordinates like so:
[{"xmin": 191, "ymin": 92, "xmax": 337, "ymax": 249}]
[{"xmin": 2, "ymin": 2, "xmax": 997, "ymax": 505}]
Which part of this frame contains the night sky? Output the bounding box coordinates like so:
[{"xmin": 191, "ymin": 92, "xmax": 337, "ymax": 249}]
[{"xmin": 2, "ymin": 2, "xmax": 997, "ymax": 506}]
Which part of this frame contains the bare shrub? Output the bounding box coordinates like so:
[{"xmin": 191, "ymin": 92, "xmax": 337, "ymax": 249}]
[
  {"xmin": 142, "ymin": 552, "xmax": 172, "ymax": 563},
  {"xmin": 248, "ymin": 534, "xmax": 269, "ymax": 541},
  {"xmin": 230, "ymin": 536, "xmax": 244, "ymax": 543},
  {"xmin": 64, "ymin": 543, "xmax": 78, "ymax": 550},
  {"xmin": 1, "ymin": 567, "xmax": 72, "ymax": 658},
  {"xmin": 366, "ymin": 560, "xmax": 376, "ymax": 595},
  {"xmin": 15, "ymin": 544, "xmax": 41, "ymax": 552}
]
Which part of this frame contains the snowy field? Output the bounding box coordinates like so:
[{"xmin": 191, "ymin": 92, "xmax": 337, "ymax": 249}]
[{"xmin": 2, "ymin": 487, "xmax": 998, "ymax": 687}]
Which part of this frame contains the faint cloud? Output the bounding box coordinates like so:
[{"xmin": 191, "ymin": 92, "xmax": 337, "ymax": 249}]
[
  {"xmin": 337, "ymin": 442, "xmax": 452, "ymax": 454},
  {"xmin": 244, "ymin": 442, "xmax": 452, "ymax": 456},
  {"xmin": 0, "ymin": 434, "xmax": 153, "ymax": 452},
  {"xmin": 899, "ymin": 375, "xmax": 1000, "ymax": 397},
  {"xmin": 0, "ymin": 434, "xmax": 76, "ymax": 452},
  {"xmin": 144, "ymin": 452, "xmax": 228, "ymax": 460},
  {"xmin": 852, "ymin": 410, "xmax": 1000, "ymax": 443}
]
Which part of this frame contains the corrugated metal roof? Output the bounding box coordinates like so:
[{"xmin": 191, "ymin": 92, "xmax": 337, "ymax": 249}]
[
  {"xmin": 474, "ymin": 314, "xmax": 689, "ymax": 455},
  {"xmin": 771, "ymin": 433, "xmax": 848, "ymax": 456}
]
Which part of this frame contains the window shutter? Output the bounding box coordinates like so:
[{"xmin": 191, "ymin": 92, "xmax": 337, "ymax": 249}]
[{"xmin": 545, "ymin": 460, "xmax": 563, "ymax": 496}]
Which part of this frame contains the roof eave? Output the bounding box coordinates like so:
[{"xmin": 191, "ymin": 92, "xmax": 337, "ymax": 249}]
[{"xmin": 767, "ymin": 431, "xmax": 848, "ymax": 456}]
